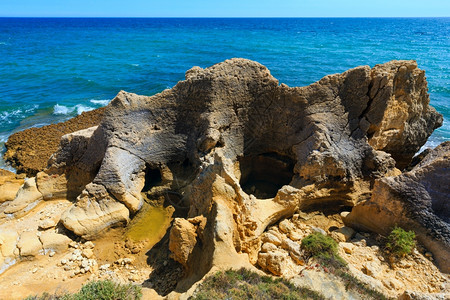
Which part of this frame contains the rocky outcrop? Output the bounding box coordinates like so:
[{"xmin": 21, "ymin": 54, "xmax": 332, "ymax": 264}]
[
  {"xmin": 3, "ymin": 59, "xmax": 444, "ymax": 288},
  {"xmin": 4, "ymin": 107, "xmax": 105, "ymax": 176},
  {"xmin": 30, "ymin": 58, "xmax": 441, "ymax": 281},
  {"xmin": 344, "ymin": 141, "xmax": 450, "ymax": 272}
]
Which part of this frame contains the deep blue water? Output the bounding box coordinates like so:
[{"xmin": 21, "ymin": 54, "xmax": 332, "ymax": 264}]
[{"xmin": 0, "ymin": 18, "xmax": 449, "ymax": 169}]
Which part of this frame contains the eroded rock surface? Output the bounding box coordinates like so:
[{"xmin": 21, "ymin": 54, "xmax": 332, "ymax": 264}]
[
  {"xmin": 4, "ymin": 59, "xmax": 445, "ymax": 289},
  {"xmin": 344, "ymin": 141, "xmax": 450, "ymax": 272}
]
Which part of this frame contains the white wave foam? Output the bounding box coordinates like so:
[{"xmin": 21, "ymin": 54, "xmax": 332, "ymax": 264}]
[
  {"xmin": 0, "ymin": 105, "xmax": 38, "ymax": 124},
  {"xmin": 75, "ymin": 104, "xmax": 94, "ymax": 115},
  {"xmin": 53, "ymin": 104, "xmax": 72, "ymax": 115},
  {"xmin": 90, "ymin": 99, "xmax": 110, "ymax": 106},
  {"xmin": 53, "ymin": 104, "xmax": 95, "ymax": 116}
]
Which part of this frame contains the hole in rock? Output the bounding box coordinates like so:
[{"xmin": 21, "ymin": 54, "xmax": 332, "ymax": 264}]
[
  {"xmin": 239, "ymin": 152, "xmax": 294, "ymax": 199},
  {"xmin": 142, "ymin": 165, "xmax": 162, "ymax": 192}
]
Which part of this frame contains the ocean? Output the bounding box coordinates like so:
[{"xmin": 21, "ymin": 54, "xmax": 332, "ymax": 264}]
[{"xmin": 0, "ymin": 18, "xmax": 449, "ymax": 170}]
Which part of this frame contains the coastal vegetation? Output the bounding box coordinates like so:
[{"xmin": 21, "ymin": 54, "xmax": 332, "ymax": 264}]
[{"xmin": 24, "ymin": 280, "xmax": 142, "ymax": 300}]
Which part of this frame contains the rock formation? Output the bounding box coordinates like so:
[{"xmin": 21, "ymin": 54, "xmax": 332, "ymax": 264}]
[
  {"xmin": 344, "ymin": 141, "xmax": 450, "ymax": 272},
  {"xmin": 1, "ymin": 59, "xmax": 447, "ymax": 295},
  {"xmin": 0, "ymin": 59, "xmax": 450, "ymax": 298},
  {"xmin": 16, "ymin": 58, "xmax": 441, "ymax": 275}
]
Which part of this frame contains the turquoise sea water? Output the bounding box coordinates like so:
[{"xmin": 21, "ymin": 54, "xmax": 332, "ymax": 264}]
[{"xmin": 0, "ymin": 18, "xmax": 449, "ymax": 169}]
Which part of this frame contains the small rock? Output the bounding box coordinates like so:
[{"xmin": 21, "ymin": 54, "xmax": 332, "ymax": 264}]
[
  {"xmin": 261, "ymin": 242, "xmax": 278, "ymax": 253},
  {"xmin": 64, "ymin": 265, "xmax": 72, "ymax": 271},
  {"xmin": 288, "ymin": 231, "xmax": 302, "ymax": 241},
  {"xmin": 340, "ymin": 211, "xmax": 350, "ymax": 219},
  {"xmin": 340, "ymin": 242, "xmax": 354, "ymax": 254},
  {"xmin": 99, "ymin": 264, "xmax": 110, "ymax": 270},
  {"xmin": 84, "ymin": 241, "xmax": 95, "ymax": 249},
  {"xmin": 49, "ymin": 251, "xmax": 55, "ymax": 257},
  {"xmin": 425, "ymin": 252, "xmax": 433, "ymax": 257},
  {"xmin": 38, "ymin": 219, "xmax": 57, "ymax": 230},
  {"xmin": 311, "ymin": 227, "xmax": 327, "ymax": 235},
  {"xmin": 81, "ymin": 260, "xmax": 89, "ymax": 268},
  {"xmin": 371, "ymin": 245, "xmax": 379, "ymax": 252},
  {"xmin": 69, "ymin": 241, "xmax": 78, "ymax": 248},
  {"xmin": 279, "ymin": 219, "xmax": 294, "ymax": 233},
  {"xmin": 363, "ymin": 262, "xmax": 381, "ymax": 278},
  {"xmin": 82, "ymin": 248, "xmax": 94, "ymax": 259},
  {"xmin": 32, "ymin": 267, "xmax": 38, "ymax": 273},
  {"xmin": 60, "ymin": 259, "xmax": 68, "ymax": 265},
  {"xmin": 262, "ymin": 232, "xmax": 282, "ymax": 246},
  {"xmin": 336, "ymin": 227, "xmax": 355, "ymax": 241}
]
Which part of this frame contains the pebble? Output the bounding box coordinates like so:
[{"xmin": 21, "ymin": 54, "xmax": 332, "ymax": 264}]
[
  {"xmin": 49, "ymin": 251, "xmax": 55, "ymax": 257},
  {"xmin": 32, "ymin": 267, "xmax": 38, "ymax": 273},
  {"xmin": 425, "ymin": 252, "xmax": 433, "ymax": 258},
  {"xmin": 60, "ymin": 259, "xmax": 68, "ymax": 265}
]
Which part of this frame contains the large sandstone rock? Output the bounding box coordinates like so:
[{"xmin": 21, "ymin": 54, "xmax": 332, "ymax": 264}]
[
  {"xmin": 60, "ymin": 183, "xmax": 130, "ymax": 239},
  {"xmin": 344, "ymin": 141, "xmax": 450, "ymax": 272},
  {"xmin": 11, "ymin": 59, "xmax": 442, "ymax": 282}
]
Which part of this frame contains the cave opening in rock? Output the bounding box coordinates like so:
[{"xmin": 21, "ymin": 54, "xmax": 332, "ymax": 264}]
[
  {"xmin": 142, "ymin": 165, "xmax": 162, "ymax": 192},
  {"xmin": 239, "ymin": 152, "xmax": 295, "ymax": 199}
]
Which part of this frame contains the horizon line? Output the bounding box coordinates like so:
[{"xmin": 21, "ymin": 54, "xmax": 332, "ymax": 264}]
[{"xmin": 0, "ymin": 16, "xmax": 449, "ymax": 19}]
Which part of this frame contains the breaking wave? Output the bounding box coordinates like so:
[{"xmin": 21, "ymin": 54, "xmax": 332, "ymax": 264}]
[{"xmin": 53, "ymin": 104, "xmax": 95, "ymax": 116}]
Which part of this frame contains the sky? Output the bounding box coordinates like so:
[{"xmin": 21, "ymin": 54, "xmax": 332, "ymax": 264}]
[{"xmin": 0, "ymin": 0, "xmax": 449, "ymax": 17}]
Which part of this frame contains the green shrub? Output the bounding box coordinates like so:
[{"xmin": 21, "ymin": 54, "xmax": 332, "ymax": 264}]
[
  {"xmin": 24, "ymin": 280, "xmax": 142, "ymax": 300},
  {"xmin": 301, "ymin": 232, "xmax": 347, "ymax": 269},
  {"xmin": 190, "ymin": 268, "xmax": 325, "ymax": 300},
  {"xmin": 301, "ymin": 232, "xmax": 338, "ymax": 258},
  {"xmin": 386, "ymin": 226, "xmax": 415, "ymax": 257}
]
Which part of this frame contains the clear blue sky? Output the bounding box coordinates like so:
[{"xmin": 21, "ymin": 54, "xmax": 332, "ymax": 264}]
[{"xmin": 1, "ymin": 0, "xmax": 449, "ymax": 17}]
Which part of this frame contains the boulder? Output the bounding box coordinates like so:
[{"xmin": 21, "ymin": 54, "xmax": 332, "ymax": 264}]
[
  {"xmin": 344, "ymin": 141, "xmax": 450, "ymax": 272},
  {"xmin": 60, "ymin": 183, "xmax": 130, "ymax": 240},
  {"xmin": 0, "ymin": 169, "xmax": 24, "ymax": 203},
  {"xmin": 17, "ymin": 231, "xmax": 42, "ymax": 257},
  {"xmin": 3, "ymin": 177, "xmax": 43, "ymax": 216},
  {"xmin": 0, "ymin": 230, "xmax": 18, "ymax": 258},
  {"xmin": 39, "ymin": 232, "xmax": 72, "ymax": 252},
  {"xmin": 169, "ymin": 218, "xmax": 198, "ymax": 267}
]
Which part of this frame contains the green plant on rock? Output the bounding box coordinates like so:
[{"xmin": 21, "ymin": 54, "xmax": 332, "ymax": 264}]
[
  {"xmin": 301, "ymin": 232, "xmax": 346, "ymax": 268},
  {"xmin": 386, "ymin": 226, "xmax": 415, "ymax": 257}
]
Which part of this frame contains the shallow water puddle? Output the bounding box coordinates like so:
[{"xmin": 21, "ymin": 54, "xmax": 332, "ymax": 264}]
[{"xmin": 125, "ymin": 202, "xmax": 174, "ymax": 244}]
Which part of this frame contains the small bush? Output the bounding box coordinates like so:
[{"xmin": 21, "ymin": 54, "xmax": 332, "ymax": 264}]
[
  {"xmin": 386, "ymin": 226, "xmax": 415, "ymax": 257},
  {"xmin": 301, "ymin": 232, "xmax": 338, "ymax": 258},
  {"xmin": 24, "ymin": 280, "xmax": 142, "ymax": 300},
  {"xmin": 190, "ymin": 268, "xmax": 325, "ymax": 300},
  {"xmin": 300, "ymin": 232, "xmax": 346, "ymax": 268}
]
